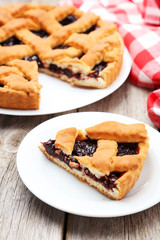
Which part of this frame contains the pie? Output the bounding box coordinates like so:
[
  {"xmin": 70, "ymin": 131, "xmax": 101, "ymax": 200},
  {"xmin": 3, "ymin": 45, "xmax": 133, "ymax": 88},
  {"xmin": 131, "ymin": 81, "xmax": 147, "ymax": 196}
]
[
  {"xmin": 0, "ymin": 3, "xmax": 124, "ymax": 110},
  {"xmin": 39, "ymin": 121, "xmax": 149, "ymax": 200}
]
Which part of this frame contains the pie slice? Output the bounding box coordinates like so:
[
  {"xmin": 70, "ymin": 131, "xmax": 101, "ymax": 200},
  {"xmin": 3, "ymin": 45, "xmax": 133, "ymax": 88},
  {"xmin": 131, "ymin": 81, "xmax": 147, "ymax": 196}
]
[
  {"xmin": 0, "ymin": 59, "xmax": 42, "ymax": 109},
  {"xmin": 39, "ymin": 121, "xmax": 149, "ymax": 200}
]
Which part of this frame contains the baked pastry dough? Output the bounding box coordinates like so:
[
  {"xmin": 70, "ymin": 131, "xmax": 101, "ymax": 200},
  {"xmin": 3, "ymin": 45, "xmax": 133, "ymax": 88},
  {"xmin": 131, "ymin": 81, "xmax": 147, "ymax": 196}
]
[
  {"xmin": 0, "ymin": 3, "xmax": 124, "ymax": 109},
  {"xmin": 0, "ymin": 59, "xmax": 41, "ymax": 109},
  {"xmin": 39, "ymin": 121, "xmax": 149, "ymax": 200}
]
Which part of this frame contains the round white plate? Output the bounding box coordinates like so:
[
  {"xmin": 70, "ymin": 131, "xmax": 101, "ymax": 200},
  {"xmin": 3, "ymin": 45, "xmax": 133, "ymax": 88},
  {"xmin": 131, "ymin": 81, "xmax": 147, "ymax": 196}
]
[
  {"xmin": 17, "ymin": 112, "xmax": 160, "ymax": 217},
  {"xmin": 0, "ymin": 48, "xmax": 131, "ymax": 116}
]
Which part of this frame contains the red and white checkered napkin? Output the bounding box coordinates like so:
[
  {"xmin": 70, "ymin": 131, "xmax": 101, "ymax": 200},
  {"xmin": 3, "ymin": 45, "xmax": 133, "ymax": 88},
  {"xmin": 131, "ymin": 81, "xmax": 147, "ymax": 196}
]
[
  {"xmin": 60, "ymin": 0, "xmax": 160, "ymax": 128},
  {"xmin": 147, "ymin": 90, "xmax": 160, "ymax": 128}
]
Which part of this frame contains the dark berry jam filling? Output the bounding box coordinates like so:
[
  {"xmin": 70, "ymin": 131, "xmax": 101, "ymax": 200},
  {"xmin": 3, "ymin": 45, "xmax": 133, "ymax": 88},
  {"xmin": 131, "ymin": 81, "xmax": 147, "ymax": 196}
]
[
  {"xmin": 48, "ymin": 64, "xmax": 81, "ymax": 79},
  {"xmin": 59, "ymin": 15, "xmax": 78, "ymax": 26},
  {"xmin": 83, "ymin": 25, "xmax": 99, "ymax": 34},
  {"xmin": 88, "ymin": 62, "xmax": 107, "ymax": 78},
  {"xmin": 31, "ymin": 30, "xmax": 49, "ymax": 38},
  {"xmin": 23, "ymin": 55, "xmax": 44, "ymax": 68},
  {"xmin": 0, "ymin": 83, "xmax": 4, "ymax": 87},
  {"xmin": 43, "ymin": 139, "xmax": 82, "ymax": 171},
  {"xmin": 84, "ymin": 168, "xmax": 124, "ymax": 190},
  {"xmin": 117, "ymin": 143, "xmax": 139, "ymax": 156},
  {"xmin": 0, "ymin": 36, "xmax": 24, "ymax": 46},
  {"xmin": 72, "ymin": 139, "xmax": 97, "ymax": 157},
  {"xmin": 43, "ymin": 139, "xmax": 125, "ymax": 190},
  {"xmin": 48, "ymin": 61, "xmax": 107, "ymax": 80},
  {"xmin": 53, "ymin": 44, "xmax": 69, "ymax": 50}
]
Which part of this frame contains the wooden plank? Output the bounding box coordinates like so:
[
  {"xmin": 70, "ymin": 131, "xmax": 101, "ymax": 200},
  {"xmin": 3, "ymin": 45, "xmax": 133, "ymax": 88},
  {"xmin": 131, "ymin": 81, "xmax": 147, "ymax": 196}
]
[
  {"xmin": 66, "ymin": 214, "xmax": 126, "ymax": 240},
  {"xmin": 79, "ymin": 80, "xmax": 153, "ymax": 125},
  {"xmin": 125, "ymin": 206, "xmax": 160, "ymax": 240},
  {"xmin": 0, "ymin": 113, "xmax": 70, "ymax": 240},
  {"xmin": 66, "ymin": 205, "xmax": 160, "ymax": 240}
]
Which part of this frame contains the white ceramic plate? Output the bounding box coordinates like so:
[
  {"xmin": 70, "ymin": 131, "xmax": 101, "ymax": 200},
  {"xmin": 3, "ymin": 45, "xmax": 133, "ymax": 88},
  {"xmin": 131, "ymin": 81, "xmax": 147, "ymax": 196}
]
[
  {"xmin": 0, "ymin": 48, "xmax": 131, "ymax": 116},
  {"xmin": 16, "ymin": 112, "xmax": 160, "ymax": 217}
]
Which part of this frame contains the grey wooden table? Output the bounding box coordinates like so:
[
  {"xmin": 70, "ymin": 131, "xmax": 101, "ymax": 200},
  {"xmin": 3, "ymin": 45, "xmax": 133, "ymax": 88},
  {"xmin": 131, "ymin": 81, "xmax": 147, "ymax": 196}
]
[{"xmin": 0, "ymin": 0, "xmax": 160, "ymax": 239}]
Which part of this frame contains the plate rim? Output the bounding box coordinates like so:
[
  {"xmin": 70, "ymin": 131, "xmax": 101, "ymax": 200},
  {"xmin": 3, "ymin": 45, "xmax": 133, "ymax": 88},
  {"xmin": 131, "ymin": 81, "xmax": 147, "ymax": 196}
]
[{"xmin": 16, "ymin": 111, "xmax": 160, "ymax": 217}]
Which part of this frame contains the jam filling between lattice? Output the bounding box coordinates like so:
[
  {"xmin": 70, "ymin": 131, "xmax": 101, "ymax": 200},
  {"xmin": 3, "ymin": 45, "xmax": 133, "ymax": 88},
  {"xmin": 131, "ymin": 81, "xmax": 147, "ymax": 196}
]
[
  {"xmin": 31, "ymin": 30, "xmax": 49, "ymax": 38},
  {"xmin": 0, "ymin": 36, "xmax": 24, "ymax": 46},
  {"xmin": 53, "ymin": 44, "xmax": 69, "ymax": 49},
  {"xmin": 43, "ymin": 139, "xmax": 138, "ymax": 190},
  {"xmin": 59, "ymin": 15, "xmax": 78, "ymax": 26},
  {"xmin": 23, "ymin": 55, "xmax": 44, "ymax": 68},
  {"xmin": 0, "ymin": 20, "xmax": 101, "ymax": 77},
  {"xmin": 0, "ymin": 29, "xmax": 49, "ymax": 47}
]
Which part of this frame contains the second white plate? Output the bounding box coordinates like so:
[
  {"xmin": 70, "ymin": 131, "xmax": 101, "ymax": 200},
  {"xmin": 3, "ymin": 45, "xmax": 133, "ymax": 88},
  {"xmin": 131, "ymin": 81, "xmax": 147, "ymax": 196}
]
[
  {"xmin": 17, "ymin": 112, "xmax": 160, "ymax": 217},
  {"xmin": 0, "ymin": 48, "xmax": 131, "ymax": 116}
]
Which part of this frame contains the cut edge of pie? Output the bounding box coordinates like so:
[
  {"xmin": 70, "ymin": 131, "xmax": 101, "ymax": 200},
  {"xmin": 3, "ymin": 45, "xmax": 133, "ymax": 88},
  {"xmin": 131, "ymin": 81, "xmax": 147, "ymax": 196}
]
[
  {"xmin": 41, "ymin": 31, "xmax": 124, "ymax": 89},
  {"xmin": 39, "ymin": 121, "xmax": 149, "ymax": 200}
]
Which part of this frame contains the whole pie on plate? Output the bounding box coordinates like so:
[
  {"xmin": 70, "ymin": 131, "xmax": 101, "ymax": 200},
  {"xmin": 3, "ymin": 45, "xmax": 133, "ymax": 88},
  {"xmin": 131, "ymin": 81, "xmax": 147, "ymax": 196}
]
[
  {"xmin": 0, "ymin": 3, "xmax": 124, "ymax": 109},
  {"xmin": 39, "ymin": 121, "xmax": 149, "ymax": 200}
]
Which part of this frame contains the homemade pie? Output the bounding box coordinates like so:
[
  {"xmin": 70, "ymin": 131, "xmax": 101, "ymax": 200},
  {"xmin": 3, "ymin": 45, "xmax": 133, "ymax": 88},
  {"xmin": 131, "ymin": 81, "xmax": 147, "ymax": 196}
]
[
  {"xmin": 39, "ymin": 121, "xmax": 149, "ymax": 200},
  {"xmin": 0, "ymin": 3, "xmax": 124, "ymax": 109}
]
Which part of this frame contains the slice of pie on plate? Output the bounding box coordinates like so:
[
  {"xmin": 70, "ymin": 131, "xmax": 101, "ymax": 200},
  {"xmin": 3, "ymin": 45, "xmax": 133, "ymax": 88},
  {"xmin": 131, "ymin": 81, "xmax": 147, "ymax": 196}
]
[{"xmin": 39, "ymin": 121, "xmax": 149, "ymax": 200}]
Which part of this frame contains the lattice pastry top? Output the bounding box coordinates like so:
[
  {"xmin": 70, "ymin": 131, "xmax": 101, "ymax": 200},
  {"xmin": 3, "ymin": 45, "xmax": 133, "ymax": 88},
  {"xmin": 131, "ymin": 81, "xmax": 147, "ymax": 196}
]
[
  {"xmin": 39, "ymin": 121, "xmax": 149, "ymax": 200},
  {"xmin": 0, "ymin": 3, "xmax": 124, "ymax": 109}
]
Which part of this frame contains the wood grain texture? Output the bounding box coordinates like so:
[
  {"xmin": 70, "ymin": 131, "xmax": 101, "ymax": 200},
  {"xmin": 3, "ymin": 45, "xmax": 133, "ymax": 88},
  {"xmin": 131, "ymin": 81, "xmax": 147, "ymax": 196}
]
[
  {"xmin": 79, "ymin": 80, "xmax": 153, "ymax": 126},
  {"xmin": 0, "ymin": 113, "xmax": 67, "ymax": 240},
  {"xmin": 0, "ymin": 0, "xmax": 160, "ymax": 239},
  {"xmin": 66, "ymin": 205, "xmax": 160, "ymax": 240}
]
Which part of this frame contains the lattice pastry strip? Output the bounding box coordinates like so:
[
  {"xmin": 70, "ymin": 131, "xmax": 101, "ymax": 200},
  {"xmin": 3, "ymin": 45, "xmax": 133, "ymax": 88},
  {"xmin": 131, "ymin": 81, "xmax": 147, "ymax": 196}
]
[
  {"xmin": 15, "ymin": 11, "xmax": 100, "ymax": 58},
  {"xmin": 0, "ymin": 4, "xmax": 53, "ymax": 65},
  {"xmin": 0, "ymin": 59, "xmax": 41, "ymax": 109},
  {"xmin": 0, "ymin": 3, "xmax": 55, "ymax": 18},
  {"xmin": 0, "ymin": 9, "xmax": 13, "ymax": 25},
  {"xmin": 22, "ymin": 5, "xmax": 81, "ymax": 35},
  {"xmin": 39, "ymin": 121, "xmax": 149, "ymax": 200}
]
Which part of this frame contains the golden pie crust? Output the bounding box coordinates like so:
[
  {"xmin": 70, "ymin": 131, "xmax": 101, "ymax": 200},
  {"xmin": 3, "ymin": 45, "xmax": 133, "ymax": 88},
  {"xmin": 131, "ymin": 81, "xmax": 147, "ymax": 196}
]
[
  {"xmin": 0, "ymin": 3, "xmax": 124, "ymax": 109},
  {"xmin": 0, "ymin": 59, "xmax": 41, "ymax": 109},
  {"xmin": 39, "ymin": 121, "xmax": 149, "ymax": 200}
]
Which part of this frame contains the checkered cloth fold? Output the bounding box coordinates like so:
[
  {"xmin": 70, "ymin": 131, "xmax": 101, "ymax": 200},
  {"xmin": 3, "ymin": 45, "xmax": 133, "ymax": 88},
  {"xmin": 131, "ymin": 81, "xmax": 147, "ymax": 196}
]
[
  {"xmin": 147, "ymin": 90, "xmax": 160, "ymax": 128},
  {"xmin": 60, "ymin": 0, "xmax": 160, "ymax": 128}
]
